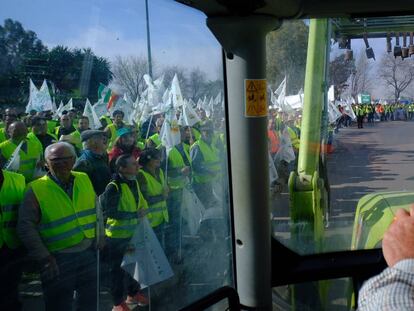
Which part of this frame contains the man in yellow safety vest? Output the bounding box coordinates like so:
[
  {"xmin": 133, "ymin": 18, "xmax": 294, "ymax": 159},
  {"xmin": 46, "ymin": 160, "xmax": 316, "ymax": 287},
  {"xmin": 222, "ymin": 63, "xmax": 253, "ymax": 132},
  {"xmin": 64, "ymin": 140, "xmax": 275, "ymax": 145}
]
[
  {"xmin": 0, "ymin": 121, "xmax": 43, "ymax": 182},
  {"xmin": 190, "ymin": 120, "xmax": 221, "ymax": 208},
  {"xmin": 0, "ymin": 169, "xmax": 25, "ymax": 310},
  {"xmin": 100, "ymin": 154, "xmax": 149, "ymax": 311},
  {"xmin": 17, "ymin": 142, "xmax": 101, "ymax": 311},
  {"xmin": 105, "ymin": 110, "xmax": 127, "ymax": 150},
  {"xmin": 164, "ymin": 126, "xmax": 191, "ymax": 263},
  {"xmin": 137, "ymin": 148, "xmax": 169, "ymax": 244}
]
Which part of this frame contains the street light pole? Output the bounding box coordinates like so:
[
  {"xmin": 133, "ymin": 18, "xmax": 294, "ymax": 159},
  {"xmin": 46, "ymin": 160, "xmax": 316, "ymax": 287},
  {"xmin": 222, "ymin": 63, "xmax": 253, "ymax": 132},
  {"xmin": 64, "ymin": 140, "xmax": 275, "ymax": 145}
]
[{"xmin": 145, "ymin": 0, "xmax": 153, "ymax": 78}]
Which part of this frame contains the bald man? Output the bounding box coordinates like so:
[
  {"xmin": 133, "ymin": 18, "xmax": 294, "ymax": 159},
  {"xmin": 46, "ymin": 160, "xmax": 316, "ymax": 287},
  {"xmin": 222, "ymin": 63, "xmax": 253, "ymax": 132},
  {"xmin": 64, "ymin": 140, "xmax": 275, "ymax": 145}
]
[
  {"xmin": 0, "ymin": 108, "xmax": 18, "ymax": 144},
  {"xmin": 18, "ymin": 142, "xmax": 100, "ymax": 311},
  {"xmin": 0, "ymin": 121, "xmax": 43, "ymax": 181}
]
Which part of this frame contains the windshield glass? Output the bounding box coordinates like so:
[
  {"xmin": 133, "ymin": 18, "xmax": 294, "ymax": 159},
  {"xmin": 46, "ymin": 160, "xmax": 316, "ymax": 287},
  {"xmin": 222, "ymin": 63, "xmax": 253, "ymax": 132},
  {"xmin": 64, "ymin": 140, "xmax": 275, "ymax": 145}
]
[
  {"xmin": 269, "ymin": 17, "xmax": 414, "ymax": 255},
  {"xmin": 0, "ymin": 1, "xmax": 233, "ymax": 310}
]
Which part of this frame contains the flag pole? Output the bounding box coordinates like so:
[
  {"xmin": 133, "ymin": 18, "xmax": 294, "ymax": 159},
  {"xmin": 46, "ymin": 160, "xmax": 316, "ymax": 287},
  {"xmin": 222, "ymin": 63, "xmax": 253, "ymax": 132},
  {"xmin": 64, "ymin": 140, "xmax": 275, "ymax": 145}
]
[{"xmin": 145, "ymin": 0, "xmax": 153, "ymax": 78}]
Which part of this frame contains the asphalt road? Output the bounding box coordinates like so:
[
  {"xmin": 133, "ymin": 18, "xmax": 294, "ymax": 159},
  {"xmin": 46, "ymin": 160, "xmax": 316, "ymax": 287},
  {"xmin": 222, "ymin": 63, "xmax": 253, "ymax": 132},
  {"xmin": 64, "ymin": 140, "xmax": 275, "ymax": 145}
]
[
  {"xmin": 326, "ymin": 120, "xmax": 414, "ymax": 252},
  {"xmin": 272, "ymin": 119, "xmax": 414, "ymax": 252},
  {"xmin": 272, "ymin": 120, "xmax": 414, "ymax": 310}
]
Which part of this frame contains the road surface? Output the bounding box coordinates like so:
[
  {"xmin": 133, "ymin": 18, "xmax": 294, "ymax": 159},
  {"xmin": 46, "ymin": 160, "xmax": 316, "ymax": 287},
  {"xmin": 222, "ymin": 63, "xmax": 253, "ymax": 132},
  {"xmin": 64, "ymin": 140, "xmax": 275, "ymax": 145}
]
[{"xmin": 272, "ymin": 120, "xmax": 414, "ymax": 310}]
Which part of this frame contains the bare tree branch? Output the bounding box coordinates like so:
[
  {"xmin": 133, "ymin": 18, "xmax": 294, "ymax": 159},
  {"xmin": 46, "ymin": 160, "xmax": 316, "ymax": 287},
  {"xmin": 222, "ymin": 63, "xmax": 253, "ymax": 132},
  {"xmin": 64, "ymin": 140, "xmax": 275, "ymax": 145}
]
[
  {"xmin": 111, "ymin": 55, "xmax": 148, "ymax": 101},
  {"xmin": 380, "ymin": 53, "xmax": 414, "ymax": 102}
]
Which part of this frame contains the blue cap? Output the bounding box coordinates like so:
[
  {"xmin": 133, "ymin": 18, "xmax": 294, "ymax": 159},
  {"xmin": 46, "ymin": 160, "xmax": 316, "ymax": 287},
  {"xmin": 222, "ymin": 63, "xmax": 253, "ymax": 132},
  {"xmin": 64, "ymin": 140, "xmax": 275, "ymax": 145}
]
[{"xmin": 116, "ymin": 127, "xmax": 132, "ymax": 137}]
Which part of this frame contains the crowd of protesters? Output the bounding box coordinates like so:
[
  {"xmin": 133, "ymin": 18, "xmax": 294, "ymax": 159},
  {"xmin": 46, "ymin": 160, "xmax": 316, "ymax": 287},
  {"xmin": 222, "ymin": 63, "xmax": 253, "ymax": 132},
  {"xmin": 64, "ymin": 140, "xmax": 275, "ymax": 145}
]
[{"xmin": 0, "ymin": 106, "xmax": 228, "ymax": 311}]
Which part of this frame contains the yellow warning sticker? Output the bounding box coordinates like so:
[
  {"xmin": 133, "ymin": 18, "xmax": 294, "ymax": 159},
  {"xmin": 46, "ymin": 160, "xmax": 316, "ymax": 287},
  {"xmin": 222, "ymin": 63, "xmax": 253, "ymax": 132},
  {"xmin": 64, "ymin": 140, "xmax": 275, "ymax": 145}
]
[{"xmin": 245, "ymin": 79, "xmax": 268, "ymax": 117}]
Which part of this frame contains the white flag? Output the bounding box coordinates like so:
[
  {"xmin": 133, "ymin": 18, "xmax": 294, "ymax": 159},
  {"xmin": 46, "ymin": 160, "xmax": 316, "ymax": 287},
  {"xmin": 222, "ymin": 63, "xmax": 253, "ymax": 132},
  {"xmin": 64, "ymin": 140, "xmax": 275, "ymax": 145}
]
[
  {"xmin": 274, "ymin": 77, "xmax": 286, "ymax": 109},
  {"xmin": 51, "ymin": 97, "xmax": 57, "ymax": 113},
  {"xmin": 181, "ymin": 187, "xmax": 205, "ymax": 236},
  {"xmin": 26, "ymin": 79, "xmax": 54, "ymax": 112},
  {"xmin": 328, "ymin": 101, "xmax": 342, "ymax": 123},
  {"xmin": 160, "ymin": 110, "xmax": 181, "ymax": 155},
  {"xmin": 83, "ymin": 99, "xmax": 102, "ymax": 129},
  {"xmin": 178, "ymin": 99, "xmax": 201, "ymax": 127},
  {"xmin": 66, "ymin": 98, "xmax": 74, "ymax": 110},
  {"xmin": 25, "ymin": 79, "xmax": 39, "ymax": 113},
  {"xmin": 139, "ymin": 99, "xmax": 152, "ymax": 124},
  {"xmin": 343, "ymin": 101, "xmax": 356, "ymax": 120},
  {"xmin": 171, "ymin": 74, "xmax": 184, "ymax": 108},
  {"xmin": 92, "ymin": 99, "xmax": 108, "ymax": 119},
  {"xmin": 37, "ymin": 80, "xmax": 54, "ymax": 112},
  {"xmin": 121, "ymin": 217, "xmax": 173, "ymax": 288},
  {"xmin": 143, "ymin": 74, "xmax": 165, "ymax": 110},
  {"xmin": 128, "ymin": 96, "xmax": 141, "ymax": 125},
  {"xmin": 205, "ymin": 97, "xmax": 214, "ymax": 118},
  {"xmin": 328, "ymin": 85, "xmax": 335, "ymax": 102},
  {"xmin": 3, "ymin": 141, "xmax": 23, "ymax": 172},
  {"xmin": 55, "ymin": 98, "xmax": 74, "ymax": 118},
  {"xmin": 213, "ymin": 92, "xmax": 221, "ymax": 106},
  {"xmin": 275, "ymin": 128, "xmax": 295, "ymax": 164}
]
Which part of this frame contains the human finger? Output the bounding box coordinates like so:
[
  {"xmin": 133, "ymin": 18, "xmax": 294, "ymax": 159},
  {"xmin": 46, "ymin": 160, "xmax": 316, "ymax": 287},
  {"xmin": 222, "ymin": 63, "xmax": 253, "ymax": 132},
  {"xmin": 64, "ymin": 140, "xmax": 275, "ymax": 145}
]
[
  {"xmin": 395, "ymin": 208, "xmax": 410, "ymax": 220},
  {"xmin": 409, "ymin": 204, "xmax": 414, "ymax": 217}
]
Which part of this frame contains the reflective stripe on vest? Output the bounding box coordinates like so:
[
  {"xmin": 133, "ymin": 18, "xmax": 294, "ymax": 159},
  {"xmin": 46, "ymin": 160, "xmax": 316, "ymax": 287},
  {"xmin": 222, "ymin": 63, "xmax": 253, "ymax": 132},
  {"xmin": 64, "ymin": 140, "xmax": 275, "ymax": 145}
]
[
  {"xmin": 0, "ymin": 139, "xmax": 42, "ymax": 182},
  {"xmin": 139, "ymin": 169, "xmax": 168, "ymax": 228},
  {"xmin": 29, "ymin": 171, "xmax": 96, "ymax": 252},
  {"xmin": 0, "ymin": 170, "xmax": 25, "ymax": 249},
  {"xmin": 106, "ymin": 181, "xmax": 148, "ymax": 239},
  {"xmin": 191, "ymin": 139, "xmax": 221, "ymax": 184}
]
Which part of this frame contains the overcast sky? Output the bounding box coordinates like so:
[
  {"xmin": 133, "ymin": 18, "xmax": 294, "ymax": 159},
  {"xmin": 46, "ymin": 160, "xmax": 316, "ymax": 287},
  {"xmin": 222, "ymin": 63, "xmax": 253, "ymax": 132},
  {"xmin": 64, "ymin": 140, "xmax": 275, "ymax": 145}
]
[{"xmin": 1, "ymin": 0, "xmax": 223, "ymax": 79}]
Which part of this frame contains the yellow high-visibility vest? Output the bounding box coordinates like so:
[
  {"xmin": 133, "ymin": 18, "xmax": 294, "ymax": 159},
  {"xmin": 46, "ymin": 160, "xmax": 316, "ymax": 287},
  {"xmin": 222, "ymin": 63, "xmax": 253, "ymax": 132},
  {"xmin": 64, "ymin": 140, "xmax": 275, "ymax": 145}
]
[
  {"xmin": 47, "ymin": 120, "xmax": 57, "ymax": 135},
  {"xmin": 0, "ymin": 128, "xmax": 7, "ymax": 144},
  {"xmin": 287, "ymin": 127, "xmax": 300, "ymax": 151},
  {"xmin": 29, "ymin": 171, "xmax": 96, "ymax": 252},
  {"xmin": 105, "ymin": 181, "xmax": 148, "ymax": 239},
  {"xmin": 27, "ymin": 132, "xmax": 57, "ymax": 151},
  {"xmin": 191, "ymin": 139, "xmax": 221, "ymax": 184},
  {"xmin": 167, "ymin": 146, "xmax": 190, "ymax": 190},
  {"xmin": 0, "ymin": 138, "xmax": 43, "ymax": 182},
  {"xmin": 106, "ymin": 123, "xmax": 118, "ymax": 150},
  {"xmin": 0, "ymin": 170, "xmax": 25, "ymax": 249},
  {"xmin": 139, "ymin": 169, "xmax": 168, "ymax": 228},
  {"xmin": 147, "ymin": 133, "xmax": 161, "ymax": 148}
]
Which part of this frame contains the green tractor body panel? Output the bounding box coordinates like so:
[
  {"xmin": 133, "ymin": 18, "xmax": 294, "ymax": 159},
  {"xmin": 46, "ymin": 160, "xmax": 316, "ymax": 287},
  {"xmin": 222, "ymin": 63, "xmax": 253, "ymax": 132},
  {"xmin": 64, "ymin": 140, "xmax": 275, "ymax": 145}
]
[{"xmin": 351, "ymin": 191, "xmax": 414, "ymax": 250}]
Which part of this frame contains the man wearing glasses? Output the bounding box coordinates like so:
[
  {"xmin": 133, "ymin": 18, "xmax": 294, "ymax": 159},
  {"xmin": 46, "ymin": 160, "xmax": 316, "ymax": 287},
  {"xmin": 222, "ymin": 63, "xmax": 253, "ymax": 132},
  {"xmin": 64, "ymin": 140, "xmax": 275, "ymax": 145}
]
[{"xmin": 18, "ymin": 142, "xmax": 100, "ymax": 311}]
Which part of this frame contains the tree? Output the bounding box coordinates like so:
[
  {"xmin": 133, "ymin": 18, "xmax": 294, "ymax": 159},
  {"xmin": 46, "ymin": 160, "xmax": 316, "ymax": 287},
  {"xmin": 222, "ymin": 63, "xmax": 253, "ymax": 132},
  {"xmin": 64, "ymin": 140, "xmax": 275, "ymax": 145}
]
[
  {"xmin": 345, "ymin": 50, "xmax": 373, "ymax": 103},
  {"xmin": 0, "ymin": 19, "xmax": 112, "ymax": 109},
  {"xmin": 47, "ymin": 46, "xmax": 112, "ymax": 105},
  {"xmin": 0, "ymin": 19, "xmax": 48, "ymax": 106},
  {"xmin": 163, "ymin": 65, "xmax": 190, "ymax": 98},
  {"xmin": 329, "ymin": 54, "xmax": 355, "ymax": 99},
  {"xmin": 379, "ymin": 52, "xmax": 414, "ymax": 103},
  {"xmin": 110, "ymin": 55, "xmax": 148, "ymax": 102},
  {"xmin": 187, "ymin": 68, "xmax": 207, "ymax": 101},
  {"xmin": 266, "ymin": 20, "xmax": 309, "ymax": 94}
]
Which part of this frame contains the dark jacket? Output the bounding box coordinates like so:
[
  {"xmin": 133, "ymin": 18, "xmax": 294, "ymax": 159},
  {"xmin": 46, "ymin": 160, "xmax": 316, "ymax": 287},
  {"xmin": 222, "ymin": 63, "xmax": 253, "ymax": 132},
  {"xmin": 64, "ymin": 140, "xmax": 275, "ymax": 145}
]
[{"xmin": 73, "ymin": 149, "xmax": 111, "ymax": 196}]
